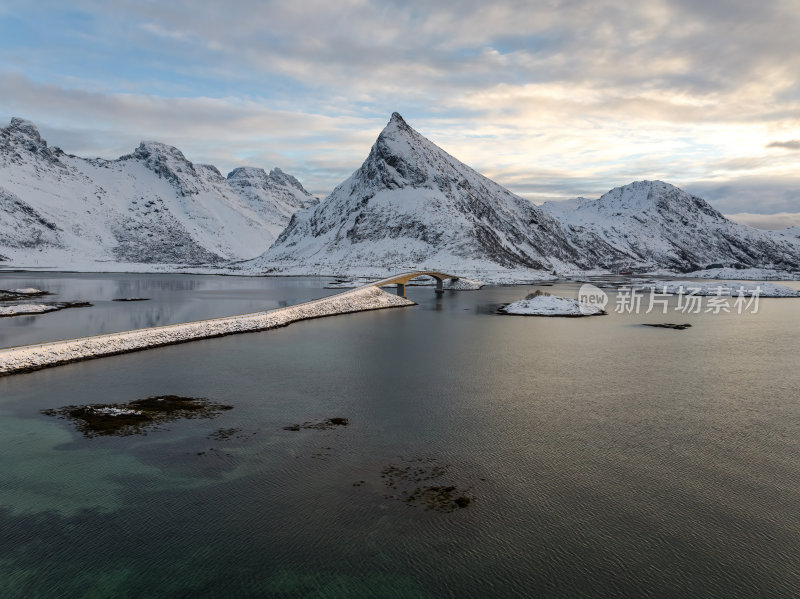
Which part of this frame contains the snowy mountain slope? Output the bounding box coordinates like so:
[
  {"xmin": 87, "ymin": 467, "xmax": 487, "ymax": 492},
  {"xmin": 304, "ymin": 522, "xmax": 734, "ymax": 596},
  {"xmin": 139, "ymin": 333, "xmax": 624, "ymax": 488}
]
[
  {"xmin": 769, "ymin": 226, "xmax": 800, "ymax": 245},
  {"xmin": 542, "ymin": 180, "xmax": 800, "ymax": 272},
  {"xmin": 0, "ymin": 186, "xmax": 63, "ymax": 251},
  {"xmin": 227, "ymin": 166, "xmax": 318, "ymax": 238},
  {"xmin": 251, "ymin": 113, "xmax": 615, "ymax": 276},
  {"xmin": 4, "ymin": 116, "xmax": 796, "ymax": 278},
  {"xmin": 0, "ymin": 118, "xmax": 314, "ymax": 266}
]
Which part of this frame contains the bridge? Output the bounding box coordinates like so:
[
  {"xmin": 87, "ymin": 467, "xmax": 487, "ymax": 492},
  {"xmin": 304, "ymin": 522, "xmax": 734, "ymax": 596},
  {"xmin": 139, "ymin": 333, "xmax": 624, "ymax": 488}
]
[
  {"xmin": 372, "ymin": 271, "xmax": 460, "ymax": 297},
  {"xmin": 0, "ymin": 270, "xmax": 460, "ymax": 376}
]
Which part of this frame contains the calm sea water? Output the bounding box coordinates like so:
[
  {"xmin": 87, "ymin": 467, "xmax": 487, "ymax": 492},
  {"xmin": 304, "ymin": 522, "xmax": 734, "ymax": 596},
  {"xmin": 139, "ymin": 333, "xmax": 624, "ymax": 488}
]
[
  {"xmin": 0, "ymin": 273, "xmax": 340, "ymax": 347},
  {"xmin": 0, "ymin": 273, "xmax": 798, "ymax": 598}
]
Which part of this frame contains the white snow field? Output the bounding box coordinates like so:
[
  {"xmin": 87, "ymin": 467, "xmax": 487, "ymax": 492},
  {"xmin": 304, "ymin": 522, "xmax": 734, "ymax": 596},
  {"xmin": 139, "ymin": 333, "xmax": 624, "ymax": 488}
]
[{"xmin": 0, "ymin": 285, "xmax": 413, "ymax": 376}]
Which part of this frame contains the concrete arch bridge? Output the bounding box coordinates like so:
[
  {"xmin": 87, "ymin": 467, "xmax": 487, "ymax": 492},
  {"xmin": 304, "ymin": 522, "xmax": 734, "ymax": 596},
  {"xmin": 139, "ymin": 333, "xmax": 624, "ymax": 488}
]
[{"xmin": 372, "ymin": 271, "xmax": 460, "ymax": 297}]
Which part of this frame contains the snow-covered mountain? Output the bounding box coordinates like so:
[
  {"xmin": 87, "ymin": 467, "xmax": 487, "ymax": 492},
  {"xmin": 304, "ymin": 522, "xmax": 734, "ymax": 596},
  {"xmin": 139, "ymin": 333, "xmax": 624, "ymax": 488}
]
[
  {"xmin": 3, "ymin": 115, "xmax": 797, "ymax": 279},
  {"xmin": 542, "ymin": 180, "xmax": 800, "ymax": 272},
  {"xmin": 252, "ymin": 114, "xmax": 799, "ymax": 278},
  {"xmin": 227, "ymin": 166, "xmax": 318, "ymax": 231},
  {"xmin": 769, "ymin": 225, "xmax": 800, "ymax": 244},
  {"xmin": 250, "ymin": 113, "xmax": 613, "ymax": 276},
  {"xmin": 0, "ymin": 117, "xmax": 316, "ymax": 266}
]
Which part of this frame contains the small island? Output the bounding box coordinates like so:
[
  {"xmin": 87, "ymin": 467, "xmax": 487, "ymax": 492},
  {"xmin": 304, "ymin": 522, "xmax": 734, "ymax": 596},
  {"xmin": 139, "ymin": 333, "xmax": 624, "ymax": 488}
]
[{"xmin": 498, "ymin": 290, "xmax": 605, "ymax": 317}]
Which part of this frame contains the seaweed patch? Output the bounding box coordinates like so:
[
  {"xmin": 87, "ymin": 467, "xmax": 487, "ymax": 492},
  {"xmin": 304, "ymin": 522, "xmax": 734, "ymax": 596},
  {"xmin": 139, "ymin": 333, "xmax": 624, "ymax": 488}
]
[
  {"xmin": 282, "ymin": 417, "xmax": 349, "ymax": 431},
  {"xmin": 379, "ymin": 457, "xmax": 473, "ymax": 513},
  {"xmin": 41, "ymin": 395, "xmax": 233, "ymax": 437}
]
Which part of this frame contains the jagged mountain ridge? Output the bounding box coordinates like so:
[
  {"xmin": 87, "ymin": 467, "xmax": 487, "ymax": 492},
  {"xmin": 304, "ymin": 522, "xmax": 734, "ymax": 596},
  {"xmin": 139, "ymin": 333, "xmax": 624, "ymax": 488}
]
[
  {"xmin": 0, "ymin": 118, "xmax": 316, "ymax": 265},
  {"xmin": 227, "ymin": 166, "xmax": 318, "ymax": 227},
  {"xmin": 255, "ymin": 113, "xmax": 798, "ymax": 277},
  {"xmin": 2, "ymin": 114, "xmax": 797, "ymax": 277},
  {"xmin": 254, "ymin": 113, "xmax": 622, "ymax": 274},
  {"xmin": 542, "ymin": 180, "xmax": 800, "ymax": 271}
]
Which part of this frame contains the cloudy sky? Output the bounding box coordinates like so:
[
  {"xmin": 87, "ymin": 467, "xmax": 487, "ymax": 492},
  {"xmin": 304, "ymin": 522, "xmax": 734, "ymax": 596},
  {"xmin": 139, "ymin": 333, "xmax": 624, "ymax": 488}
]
[{"xmin": 1, "ymin": 0, "xmax": 799, "ymax": 228}]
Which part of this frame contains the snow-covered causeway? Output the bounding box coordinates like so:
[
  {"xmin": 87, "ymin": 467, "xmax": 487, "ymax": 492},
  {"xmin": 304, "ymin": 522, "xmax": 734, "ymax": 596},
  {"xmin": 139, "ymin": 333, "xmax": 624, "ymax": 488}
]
[{"xmin": 0, "ymin": 285, "xmax": 413, "ymax": 376}]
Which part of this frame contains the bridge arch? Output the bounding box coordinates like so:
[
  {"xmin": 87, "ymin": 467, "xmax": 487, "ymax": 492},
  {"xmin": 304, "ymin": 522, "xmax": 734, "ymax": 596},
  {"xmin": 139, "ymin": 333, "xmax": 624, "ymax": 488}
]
[{"xmin": 373, "ymin": 271, "xmax": 460, "ymax": 298}]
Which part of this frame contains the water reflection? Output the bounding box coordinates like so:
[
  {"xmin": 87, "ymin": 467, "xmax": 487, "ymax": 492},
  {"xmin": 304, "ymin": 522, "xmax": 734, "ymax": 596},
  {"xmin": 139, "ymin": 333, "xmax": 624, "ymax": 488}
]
[{"xmin": 0, "ymin": 273, "xmax": 337, "ymax": 347}]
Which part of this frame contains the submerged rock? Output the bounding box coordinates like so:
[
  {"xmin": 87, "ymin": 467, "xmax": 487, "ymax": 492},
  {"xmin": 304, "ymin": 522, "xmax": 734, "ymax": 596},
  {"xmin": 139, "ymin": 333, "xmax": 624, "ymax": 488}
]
[
  {"xmin": 454, "ymin": 495, "xmax": 471, "ymax": 508},
  {"xmin": 207, "ymin": 427, "xmax": 245, "ymax": 440},
  {"xmin": 643, "ymin": 323, "xmax": 692, "ymax": 330},
  {"xmin": 282, "ymin": 417, "xmax": 349, "ymax": 431},
  {"xmin": 406, "ymin": 485, "xmax": 472, "ymax": 512},
  {"xmin": 378, "ymin": 457, "xmax": 474, "ymax": 513},
  {"xmin": 41, "ymin": 395, "xmax": 233, "ymax": 437}
]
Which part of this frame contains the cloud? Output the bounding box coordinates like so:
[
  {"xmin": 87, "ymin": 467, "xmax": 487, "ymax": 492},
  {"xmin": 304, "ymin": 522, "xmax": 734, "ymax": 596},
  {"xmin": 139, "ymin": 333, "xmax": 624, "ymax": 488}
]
[
  {"xmin": 0, "ymin": 72, "xmax": 386, "ymax": 195},
  {"xmin": 725, "ymin": 212, "xmax": 800, "ymax": 230},
  {"xmin": 767, "ymin": 140, "xmax": 800, "ymax": 150},
  {"xmin": 684, "ymin": 176, "xmax": 800, "ymax": 214},
  {"xmin": 1, "ymin": 1, "xmax": 800, "ymax": 213},
  {"xmin": 7, "ymin": 0, "xmax": 800, "ymax": 112}
]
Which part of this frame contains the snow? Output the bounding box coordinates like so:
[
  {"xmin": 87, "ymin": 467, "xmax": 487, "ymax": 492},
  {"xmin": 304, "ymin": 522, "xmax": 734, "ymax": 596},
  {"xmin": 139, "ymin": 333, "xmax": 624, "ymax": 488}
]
[
  {"xmin": 251, "ymin": 119, "xmax": 799, "ymax": 280},
  {"xmin": 226, "ymin": 166, "xmax": 318, "ymax": 234},
  {"xmin": 2, "ymin": 115, "xmax": 798, "ymax": 279},
  {"xmin": 769, "ymin": 226, "xmax": 800, "ymax": 241},
  {"xmin": 90, "ymin": 407, "xmax": 143, "ymax": 416},
  {"xmin": 638, "ymin": 281, "xmax": 800, "ymax": 297},
  {"xmin": 0, "ymin": 284, "xmax": 414, "ymax": 376},
  {"xmin": 250, "ymin": 261, "xmax": 557, "ymax": 285},
  {"xmin": 0, "ymin": 303, "xmax": 58, "ymax": 316},
  {"xmin": 542, "ymin": 180, "xmax": 800, "ymax": 273},
  {"xmin": 444, "ymin": 277, "xmax": 483, "ymax": 290},
  {"xmin": 0, "ymin": 117, "xmax": 315, "ymax": 265},
  {"xmin": 10, "ymin": 288, "xmax": 44, "ymax": 294},
  {"xmin": 323, "ymin": 279, "xmax": 362, "ymax": 289},
  {"xmin": 323, "ymin": 275, "xmax": 483, "ymax": 290},
  {"xmin": 682, "ymin": 267, "xmax": 800, "ymax": 281},
  {"xmin": 250, "ymin": 113, "xmax": 586, "ymax": 277},
  {"xmin": 501, "ymin": 294, "xmax": 604, "ymax": 316}
]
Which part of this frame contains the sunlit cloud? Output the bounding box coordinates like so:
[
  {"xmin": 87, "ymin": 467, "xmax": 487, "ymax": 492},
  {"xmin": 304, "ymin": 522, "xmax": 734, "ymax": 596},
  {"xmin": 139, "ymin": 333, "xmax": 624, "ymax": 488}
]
[{"xmin": 0, "ymin": 0, "xmax": 799, "ymax": 212}]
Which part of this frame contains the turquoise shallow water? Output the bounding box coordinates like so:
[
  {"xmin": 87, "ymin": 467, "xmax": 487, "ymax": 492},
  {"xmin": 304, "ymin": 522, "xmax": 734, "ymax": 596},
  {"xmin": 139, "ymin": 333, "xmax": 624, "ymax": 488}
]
[{"xmin": 0, "ymin": 275, "xmax": 798, "ymax": 598}]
